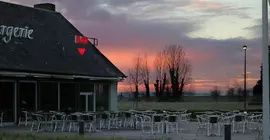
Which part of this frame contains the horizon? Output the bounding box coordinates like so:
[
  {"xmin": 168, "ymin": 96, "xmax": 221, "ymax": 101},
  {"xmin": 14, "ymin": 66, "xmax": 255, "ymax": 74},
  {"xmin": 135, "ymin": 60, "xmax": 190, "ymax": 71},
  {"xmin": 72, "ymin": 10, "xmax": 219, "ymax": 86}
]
[{"xmin": 4, "ymin": 0, "xmax": 263, "ymax": 93}]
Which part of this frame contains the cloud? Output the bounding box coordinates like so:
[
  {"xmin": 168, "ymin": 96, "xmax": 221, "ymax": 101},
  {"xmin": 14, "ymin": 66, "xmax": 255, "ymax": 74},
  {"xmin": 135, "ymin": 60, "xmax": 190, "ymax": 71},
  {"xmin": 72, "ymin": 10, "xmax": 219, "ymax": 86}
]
[{"xmin": 2, "ymin": 0, "xmax": 260, "ymax": 93}]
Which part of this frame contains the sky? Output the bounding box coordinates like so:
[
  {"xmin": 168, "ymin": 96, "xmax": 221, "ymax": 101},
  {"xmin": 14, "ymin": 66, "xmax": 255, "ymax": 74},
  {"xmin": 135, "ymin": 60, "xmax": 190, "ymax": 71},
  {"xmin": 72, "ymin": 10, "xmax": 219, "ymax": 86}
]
[{"xmin": 2, "ymin": 0, "xmax": 266, "ymax": 93}]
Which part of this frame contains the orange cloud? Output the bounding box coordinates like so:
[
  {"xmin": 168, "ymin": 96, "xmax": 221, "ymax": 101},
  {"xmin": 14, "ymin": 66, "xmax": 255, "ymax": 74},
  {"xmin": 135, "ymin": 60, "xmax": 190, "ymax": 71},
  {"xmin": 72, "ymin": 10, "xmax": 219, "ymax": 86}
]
[{"xmin": 186, "ymin": 1, "xmax": 229, "ymax": 10}]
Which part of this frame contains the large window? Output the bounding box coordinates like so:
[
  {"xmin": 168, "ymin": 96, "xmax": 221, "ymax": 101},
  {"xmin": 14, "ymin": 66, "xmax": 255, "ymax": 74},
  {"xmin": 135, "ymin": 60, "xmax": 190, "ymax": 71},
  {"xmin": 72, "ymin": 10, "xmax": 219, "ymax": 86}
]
[
  {"xmin": 60, "ymin": 83, "xmax": 76, "ymax": 111},
  {"xmin": 0, "ymin": 82, "xmax": 14, "ymax": 122},
  {"xmin": 40, "ymin": 82, "xmax": 58, "ymax": 111},
  {"xmin": 95, "ymin": 84, "xmax": 109, "ymax": 111},
  {"xmin": 19, "ymin": 82, "xmax": 36, "ymax": 112}
]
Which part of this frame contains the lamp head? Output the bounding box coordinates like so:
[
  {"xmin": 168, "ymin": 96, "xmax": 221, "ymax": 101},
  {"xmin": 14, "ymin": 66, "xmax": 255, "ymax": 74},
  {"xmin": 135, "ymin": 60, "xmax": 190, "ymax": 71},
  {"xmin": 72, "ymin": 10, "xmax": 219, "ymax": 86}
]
[{"xmin": 243, "ymin": 45, "xmax": 247, "ymax": 50}]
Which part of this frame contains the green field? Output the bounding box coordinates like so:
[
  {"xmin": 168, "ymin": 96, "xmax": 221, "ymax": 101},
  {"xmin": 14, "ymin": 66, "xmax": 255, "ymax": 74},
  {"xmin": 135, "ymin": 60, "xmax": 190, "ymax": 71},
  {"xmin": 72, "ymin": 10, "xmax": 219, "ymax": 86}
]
[{"xmin": 118, "ymin": 101, "xmax": 262, "ymax": 111}]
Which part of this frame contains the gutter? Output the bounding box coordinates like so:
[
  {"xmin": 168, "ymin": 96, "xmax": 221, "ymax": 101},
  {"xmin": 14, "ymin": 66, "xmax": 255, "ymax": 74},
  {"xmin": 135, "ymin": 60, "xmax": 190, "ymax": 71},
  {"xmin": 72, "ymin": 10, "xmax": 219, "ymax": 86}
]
[{"xmin": 0, "ymin": 71, "xmax": 124, "ymax": 81}]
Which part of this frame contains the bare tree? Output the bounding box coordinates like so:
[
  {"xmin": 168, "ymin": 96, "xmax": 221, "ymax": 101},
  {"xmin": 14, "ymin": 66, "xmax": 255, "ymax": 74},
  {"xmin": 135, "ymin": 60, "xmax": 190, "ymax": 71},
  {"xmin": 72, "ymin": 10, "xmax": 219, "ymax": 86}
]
[
  {"xmin": 153, "ymin": 51, "xmax": 167, "ymax": 100},
  {"xmin": 227, "ymin": 86, "xmax": 235, "ymax": 96},
  {"xmin": 141, "ymin": 54, "xmax": 150, "ymax": 99},
  {"xmin": 232, "ymin": 80, "xmax": 243, "ymax": 97},
  {"xmin": 210, "ymin": 86, "xmax": 221, "ymax": 102},
  {"xmin": 162, "ymin": 45, "xmax": 191, "ymax": 99},
  {"xmin": 128, "ymin": 54, "xmax": 144, "ymax": 107}
]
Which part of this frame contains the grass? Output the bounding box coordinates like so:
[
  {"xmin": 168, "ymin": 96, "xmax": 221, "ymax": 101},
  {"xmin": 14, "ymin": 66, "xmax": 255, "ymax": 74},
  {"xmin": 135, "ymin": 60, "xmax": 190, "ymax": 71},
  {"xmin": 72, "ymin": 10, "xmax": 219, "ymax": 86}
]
[{"xmin": 118, "ymin": 101, "xmax": 262, "ymax": 111}]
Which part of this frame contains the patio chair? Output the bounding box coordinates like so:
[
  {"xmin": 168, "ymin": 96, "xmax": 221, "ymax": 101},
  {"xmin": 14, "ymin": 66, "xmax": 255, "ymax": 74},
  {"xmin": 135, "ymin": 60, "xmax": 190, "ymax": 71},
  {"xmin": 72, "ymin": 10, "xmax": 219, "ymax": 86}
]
[
  {"xmin": 99, "ymin": 112, "xmax": 110, "ymax": 130},
  {"xmin": 247, "ymin": 114, "xmax": 262, "ymax": 131},
  {"xmin": 150, "ymin": 115, "xmax": 164, "ymax": 134},
  {"xmin": 232, "ymin": 114, "xmax": 247, "ymax": 133},
  {"xmin": 67, "ymin": 114, "xmax": 79, "ymax": 132},
  {"xmin": 165, "ymin": 115, "xmax": 178, "ymax": 134},
  {"xmin": 108, "ymin": 111, "xmax": 119, "ymax": 129},
  {"xmin": 18, "ymin": 111, "xmax": 33, "ymax": 126},
  {"xmin": 123, "ymin": 111, "xmax": 133, "ymax": 128},
  {"xmin": 207, "ymin": 115, "xmax": 221, "ymax": 136},
  {"xmin": 196, "ymin": 115, "xmax": 207, "ymax": 136},
  {"xmin": 51, "ymin": 113, "xmax": 66, "ymax": 132},
  {"xmin": 80, "ymin": 114, "xmax": 94, "ymax": 132},
  {"xmin": 30, "ymin": 113, "xmax": 47, "ymax": 132}
]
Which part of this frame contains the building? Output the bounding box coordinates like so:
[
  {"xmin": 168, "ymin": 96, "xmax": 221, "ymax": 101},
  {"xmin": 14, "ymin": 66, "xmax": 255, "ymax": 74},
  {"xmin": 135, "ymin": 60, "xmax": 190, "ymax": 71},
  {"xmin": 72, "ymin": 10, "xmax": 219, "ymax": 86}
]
[{"xmin": 0, "ymin": 1, "xmax": 125, "ymax": 124}]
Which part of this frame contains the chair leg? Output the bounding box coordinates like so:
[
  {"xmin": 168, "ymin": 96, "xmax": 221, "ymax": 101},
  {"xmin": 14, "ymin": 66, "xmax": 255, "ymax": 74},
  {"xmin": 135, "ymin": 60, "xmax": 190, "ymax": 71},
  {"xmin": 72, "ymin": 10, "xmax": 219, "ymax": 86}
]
[
  {"xmin": 89, "ymin": 123, "xmax": 92, "ymax": 133},
  {"xmin": 176, "ymin": 123, "xmax": 179, "ymax": 134},
  {"xmin": 37, "ymin": 123, "xmax": 41, "ymax": 132},
  {"xmin": 54, "ymin": 122, "xmax": 58, "ymax": 132},
  {"xmin": 68, "ymin": 123, "xmax": 72, "ymax": 132},
  {"xmin": 30, "ymin": 122, "xmax": 34, "ymax": 132},
  {"xmin": 151, "ymin": 124, "xmax": 154, "ymax": 134},
  {"xmin": 99, "ymin": 121, "xmax": 102, "ymax": 130},
  {"xmin": 61, "ymin": 122, "xmax": 65, "ymax": 132},
  {"xmin": 25, "ymin": 119, "xmax": 28, "ymax": 126},
  {"xmin": 18, "ymin": 118, "xmax": 21, "ymax": 126}
]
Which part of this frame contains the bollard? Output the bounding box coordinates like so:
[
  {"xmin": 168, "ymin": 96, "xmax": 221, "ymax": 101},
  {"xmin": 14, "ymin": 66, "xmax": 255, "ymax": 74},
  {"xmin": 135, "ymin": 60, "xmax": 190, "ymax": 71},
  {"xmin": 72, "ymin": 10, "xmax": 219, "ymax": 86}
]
[
  {"xmin": 79, "ymin": 121, "xmax": 84, "ymax": 135},
  {"xmin": 224, "ymin": 125, "xmax": 231, "ymax": 140}
]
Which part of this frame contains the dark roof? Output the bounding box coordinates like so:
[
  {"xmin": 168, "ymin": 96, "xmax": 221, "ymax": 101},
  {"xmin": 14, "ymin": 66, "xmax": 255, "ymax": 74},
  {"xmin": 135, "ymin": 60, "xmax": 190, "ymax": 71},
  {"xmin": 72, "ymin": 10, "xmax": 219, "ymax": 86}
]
[{"xmin": 0, "ymin": 1, "xmax": 125, "ymax": 78}]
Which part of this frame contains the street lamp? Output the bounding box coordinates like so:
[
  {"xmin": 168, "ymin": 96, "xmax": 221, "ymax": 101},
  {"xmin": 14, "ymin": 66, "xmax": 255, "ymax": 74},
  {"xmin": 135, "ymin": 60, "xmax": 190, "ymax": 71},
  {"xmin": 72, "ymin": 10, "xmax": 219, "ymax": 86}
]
[{"xmin": 242, "ymin": 45, "xmax": 247, "ymax": 110}]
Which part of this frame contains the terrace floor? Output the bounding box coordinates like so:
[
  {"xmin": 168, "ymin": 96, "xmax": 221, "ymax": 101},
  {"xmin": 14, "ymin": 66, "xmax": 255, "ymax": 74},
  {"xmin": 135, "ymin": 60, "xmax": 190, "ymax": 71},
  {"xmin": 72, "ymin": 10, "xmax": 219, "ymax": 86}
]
[{"xmin": 0, "ymin": 122, "xmax": 260, "ymax": 140}]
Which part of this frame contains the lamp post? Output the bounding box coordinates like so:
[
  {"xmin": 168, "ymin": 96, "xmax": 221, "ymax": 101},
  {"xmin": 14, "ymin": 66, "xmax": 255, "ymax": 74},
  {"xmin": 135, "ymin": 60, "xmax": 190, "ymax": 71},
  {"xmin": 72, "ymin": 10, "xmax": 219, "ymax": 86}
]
[
  {"xmin": 262, "ymin": 0, "xmax": 269, "ymax": 140},
  {"xmin": 242, "ymin": 45, "xmax": 247, "ymax": 110}
]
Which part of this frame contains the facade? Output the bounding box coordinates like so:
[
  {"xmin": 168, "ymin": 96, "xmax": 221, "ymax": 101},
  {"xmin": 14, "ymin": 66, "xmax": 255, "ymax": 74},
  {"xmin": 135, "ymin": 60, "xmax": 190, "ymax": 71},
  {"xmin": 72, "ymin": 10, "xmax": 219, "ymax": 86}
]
[{"xmin": 0, "ymin": 1, "xmax": 125, "ymax": 123}]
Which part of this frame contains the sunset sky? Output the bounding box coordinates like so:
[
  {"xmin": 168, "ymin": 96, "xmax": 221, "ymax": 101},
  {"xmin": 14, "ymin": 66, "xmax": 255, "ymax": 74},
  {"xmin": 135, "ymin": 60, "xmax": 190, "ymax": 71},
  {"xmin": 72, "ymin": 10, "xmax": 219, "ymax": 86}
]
[{"xmin": 4, "ymin": 0, "xmax": 265, "ymax": 93}]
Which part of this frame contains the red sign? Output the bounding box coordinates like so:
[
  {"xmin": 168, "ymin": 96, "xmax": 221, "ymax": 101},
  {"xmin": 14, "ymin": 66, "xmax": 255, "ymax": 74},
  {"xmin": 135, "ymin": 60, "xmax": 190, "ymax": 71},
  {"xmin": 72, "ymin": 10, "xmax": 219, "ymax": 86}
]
[
  {"xmin": 75, "ymin": 35, "xmax": 89, "ymax": 45},
  {"xmin": 77, "ymin": 48, "xmax": 86, "ymax": 56}
]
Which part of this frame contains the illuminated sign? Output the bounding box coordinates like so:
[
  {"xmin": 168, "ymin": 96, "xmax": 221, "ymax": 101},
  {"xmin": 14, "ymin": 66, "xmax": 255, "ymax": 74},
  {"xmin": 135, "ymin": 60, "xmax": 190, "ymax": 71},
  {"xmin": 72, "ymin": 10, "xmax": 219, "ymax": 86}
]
[
  {"xmin": 75, "ymin": 35, "xmax": 89, "ymax": 45},
  {"xmin": 0, "ymin": 25, "xmax": 34, "ymax": 43},
  {"xmin": 77, "ymin": 48, "xmax": 86, "ymax": 56}
]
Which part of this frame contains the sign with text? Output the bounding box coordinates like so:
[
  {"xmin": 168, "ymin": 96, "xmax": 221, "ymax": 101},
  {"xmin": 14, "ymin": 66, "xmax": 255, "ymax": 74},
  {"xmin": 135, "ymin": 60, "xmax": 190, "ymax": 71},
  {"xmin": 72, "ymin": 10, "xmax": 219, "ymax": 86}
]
[
  {"xmin": 75, "ymin": 35, "xmax": 89, "ymax": 45},
  {"xmin": 0, "ymin": 25, "xmax": 34, "ymax": 43}
]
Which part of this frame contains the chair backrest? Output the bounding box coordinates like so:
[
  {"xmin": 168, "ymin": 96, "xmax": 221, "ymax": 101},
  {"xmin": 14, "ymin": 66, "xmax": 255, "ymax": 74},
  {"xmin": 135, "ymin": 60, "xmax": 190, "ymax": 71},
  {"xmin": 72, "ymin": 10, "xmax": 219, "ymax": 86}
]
[
  {"xmin": 53, "ymin": 114, "xmax": 65, "ymax": 121},
  {"xmin": 196, "ymin": 115, "xmax": 207, "ymax": 125},
  {"xmin": 209, "ymin": 116, "xmax": 219, "ymax": 124},
  {"xmin": 234, "ymin": 115, "xmax": 244, "ymax": 122},
  {"xmin": 124, "ymin": 112, "xmax": 132, "ymax": 118},
  {"xmin": 101, "ymin": 113, "xmax": 109, "ymax": 119},
  {"xmin": 68, "ymin": 114, "xmax": 78, "ymax": 121},
  {"xmin": 167, "ymin": 115, "xmax": 177, "ymax": 122},
  {"xmin": 32, "ymin": 113, "xmax": 43, "ymax": 121},
  {"xmin": 152, "ymin": 115, "xmax": 163, "ymax": 123}
]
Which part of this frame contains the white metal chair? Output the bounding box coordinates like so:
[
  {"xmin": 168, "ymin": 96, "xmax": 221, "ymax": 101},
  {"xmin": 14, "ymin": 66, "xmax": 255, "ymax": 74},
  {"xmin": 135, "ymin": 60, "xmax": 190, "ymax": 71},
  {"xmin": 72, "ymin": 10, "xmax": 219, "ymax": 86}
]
[
  {"xmin": 30, "ymin": 113, "xmax": 48, "ymax": 132},
  {"xmin": 18, "ymin": 111, "xmax": 33, "ymax": 126},
  {"xmin": 165, "ymin": 115, "xmax": 178, "ymax": 134},
  {"xmin": 196, "ymin": 115, "xmax": 207, "ymax": 136},
  {"xmin": 232, "ymin": 113, "xmax": 247, "ymax": 133}
]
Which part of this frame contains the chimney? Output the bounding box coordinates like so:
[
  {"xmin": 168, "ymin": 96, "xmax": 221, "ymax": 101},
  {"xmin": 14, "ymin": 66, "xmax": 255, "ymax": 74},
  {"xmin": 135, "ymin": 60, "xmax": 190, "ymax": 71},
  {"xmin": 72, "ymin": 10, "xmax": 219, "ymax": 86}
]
[{"xmin": 34, "ymin": 3, "xmax": 56, "ymax": 12}]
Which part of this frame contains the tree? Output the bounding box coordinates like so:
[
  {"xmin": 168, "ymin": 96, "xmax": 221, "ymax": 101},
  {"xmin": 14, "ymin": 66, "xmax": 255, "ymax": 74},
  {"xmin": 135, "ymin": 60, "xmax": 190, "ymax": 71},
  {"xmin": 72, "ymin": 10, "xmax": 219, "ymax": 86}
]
[
  {"xmin": 227, "ymin": 87, "xmax": 235, "ymax": 97},
  {"xmin": 162, "ymin": 45, "xmax": 191, "ymax": 99},
  {"xmin": 253, "ymin": 64, "xmax": 262, "ymax": 102},
  {"xmin": 128, "ymin": 54, "xmax": 144, "ymax": 107},
  {"xmin": 141, "ymin": 54, "xmax": 150, "ymax": 99},
  {"xmin": 210, "ymin": 86, "xmax": 221, "ymax": 102},
  {"xmin": 153, "ymin": 51, "xmax": 167, "ymax": 101}
]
